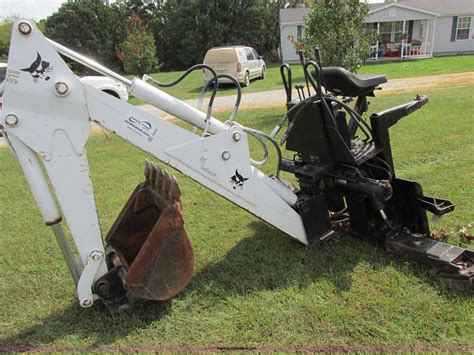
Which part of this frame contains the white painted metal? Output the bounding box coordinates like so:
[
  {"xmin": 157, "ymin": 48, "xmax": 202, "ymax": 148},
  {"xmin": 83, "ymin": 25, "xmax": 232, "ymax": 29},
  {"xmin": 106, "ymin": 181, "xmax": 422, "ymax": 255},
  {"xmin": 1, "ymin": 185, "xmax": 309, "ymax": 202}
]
[
  {"xmin": 77, "ymin": 250, "xmax": 104, "ymax": 308},
  {"xmin": 86, "ymin": 86, "xmax": 308, "ymax": 244},
  {"xmin": 2, "ymin": 20, "xmax": 310, "ymax": 306},
  {"xmin": 2, "ymin": 20, "xmax": 107, "ymax": 278},
  {"xmin": 6, "ymin": 134, "xmax": 62, "ymax": 224},
  {"xmin": 129, "ymin": 78, "xmax": 228, "ymax": 135},
  {"xmin": 40, "ymin": 133, "xmax": 107, "ymax": 273},
  {"xmin": 6, "ymin": 133, "xmax": 81, "ymax": 282}
]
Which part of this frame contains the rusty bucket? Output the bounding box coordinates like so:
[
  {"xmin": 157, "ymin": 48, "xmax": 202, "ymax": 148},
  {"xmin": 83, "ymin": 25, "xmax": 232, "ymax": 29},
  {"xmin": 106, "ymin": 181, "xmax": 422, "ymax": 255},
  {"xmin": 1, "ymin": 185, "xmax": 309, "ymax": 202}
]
[{"xmin": 105, "ymin": 161, "xmax": 194, "ymax": 301}]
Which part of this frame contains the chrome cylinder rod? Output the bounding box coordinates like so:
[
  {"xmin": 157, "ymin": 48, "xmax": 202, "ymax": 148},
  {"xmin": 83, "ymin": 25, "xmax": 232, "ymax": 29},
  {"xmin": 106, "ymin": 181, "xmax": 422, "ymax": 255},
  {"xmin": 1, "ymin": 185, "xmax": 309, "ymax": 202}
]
[{"xmin": 48, "ymin": 39, "xmax": 132, "ymax": 87}]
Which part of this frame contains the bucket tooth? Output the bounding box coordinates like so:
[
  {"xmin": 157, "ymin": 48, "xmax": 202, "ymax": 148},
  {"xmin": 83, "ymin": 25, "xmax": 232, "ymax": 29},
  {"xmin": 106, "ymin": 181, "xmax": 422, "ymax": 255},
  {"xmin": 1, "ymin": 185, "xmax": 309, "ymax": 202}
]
[{"xmin": 105, "ymin": 161, "xmax": 194, "ymax": 302}]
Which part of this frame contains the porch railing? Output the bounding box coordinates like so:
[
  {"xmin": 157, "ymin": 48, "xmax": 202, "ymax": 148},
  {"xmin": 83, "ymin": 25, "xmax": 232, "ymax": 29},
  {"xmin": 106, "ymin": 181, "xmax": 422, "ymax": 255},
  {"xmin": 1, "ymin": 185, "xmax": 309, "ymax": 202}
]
[
  {"xmin": 401, "ymin": 40, "xmax": 431, "ymax": 58},
  {"xmin": 369, "ymin": 40, "xmax": 432, "ymax": 61}
]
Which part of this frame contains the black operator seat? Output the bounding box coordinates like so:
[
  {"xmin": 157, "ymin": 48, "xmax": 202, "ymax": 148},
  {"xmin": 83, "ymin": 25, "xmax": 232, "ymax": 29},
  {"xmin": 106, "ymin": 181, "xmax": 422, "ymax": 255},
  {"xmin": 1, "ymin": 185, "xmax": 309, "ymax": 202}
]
[{"xmin": 315, "ymin": 67, "xmax": 387, "ymax": 97}]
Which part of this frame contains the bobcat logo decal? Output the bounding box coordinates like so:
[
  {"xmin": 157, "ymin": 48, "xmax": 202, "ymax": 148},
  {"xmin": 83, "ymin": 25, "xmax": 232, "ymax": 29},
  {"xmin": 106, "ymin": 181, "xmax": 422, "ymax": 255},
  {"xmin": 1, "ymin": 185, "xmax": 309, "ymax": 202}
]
[
  {"xmin": 21, "ymin": 52, "xmax": 53, "ymax": 82},
  {"xmin": 230, "ymin": 169, "xmax": 249, "ymax": 190}
]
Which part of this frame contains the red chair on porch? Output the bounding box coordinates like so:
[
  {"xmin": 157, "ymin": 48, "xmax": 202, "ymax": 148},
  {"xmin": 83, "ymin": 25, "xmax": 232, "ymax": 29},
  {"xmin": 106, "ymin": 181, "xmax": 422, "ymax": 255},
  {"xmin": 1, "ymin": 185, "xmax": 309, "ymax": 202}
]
[{"xmin": 383, "ymin": 40, "xmax": 400, "ymax": 57}]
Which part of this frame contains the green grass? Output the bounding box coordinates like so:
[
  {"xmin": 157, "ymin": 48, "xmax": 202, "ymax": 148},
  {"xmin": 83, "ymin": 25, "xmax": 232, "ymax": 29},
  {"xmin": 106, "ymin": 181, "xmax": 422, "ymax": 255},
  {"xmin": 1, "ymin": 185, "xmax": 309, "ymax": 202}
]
[
  {"xmin": 360, "ymin": 54, "xmax": 474, "ymax": 79},
  {"xmin": 128, "ymin": 54, "xmax": 474, "ymax": 103},
  {"xmin": 0, "ymin": 84, "xmax": 473, "ymax": 347}
]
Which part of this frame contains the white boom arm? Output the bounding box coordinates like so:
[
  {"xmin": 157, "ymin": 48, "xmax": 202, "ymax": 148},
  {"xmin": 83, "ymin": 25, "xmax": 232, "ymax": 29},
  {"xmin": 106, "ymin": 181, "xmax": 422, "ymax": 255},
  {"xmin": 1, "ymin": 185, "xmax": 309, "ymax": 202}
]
[{"xmin": 1, "ymin": 21, "xmax": 308, "ymax": 307}]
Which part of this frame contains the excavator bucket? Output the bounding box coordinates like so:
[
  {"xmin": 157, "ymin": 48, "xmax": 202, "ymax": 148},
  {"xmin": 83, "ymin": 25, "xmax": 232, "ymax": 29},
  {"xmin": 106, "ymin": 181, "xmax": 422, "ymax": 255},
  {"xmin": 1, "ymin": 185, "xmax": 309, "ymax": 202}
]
[{"xmin": 104, "ymin": 161, "xmax": 194, "ymax": 301}]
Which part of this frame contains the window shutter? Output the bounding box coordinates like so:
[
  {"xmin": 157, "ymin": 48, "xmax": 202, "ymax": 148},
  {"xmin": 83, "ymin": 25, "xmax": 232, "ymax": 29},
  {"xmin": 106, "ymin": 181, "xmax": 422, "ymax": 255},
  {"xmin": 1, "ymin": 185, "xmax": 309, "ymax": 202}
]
[{"xmin": 451, "ymin": 16, "xmax": 458, "ymax": 42}]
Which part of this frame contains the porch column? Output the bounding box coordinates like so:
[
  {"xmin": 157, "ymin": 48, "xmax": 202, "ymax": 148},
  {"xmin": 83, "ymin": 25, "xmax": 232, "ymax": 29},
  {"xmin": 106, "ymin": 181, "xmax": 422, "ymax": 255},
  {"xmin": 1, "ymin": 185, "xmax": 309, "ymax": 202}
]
[
  {"xmin": 376, "ymin": 22, "xmax": 380, "ymax": 60},
  {"xmin": 401, "ymin": 20, "xmax": 406, "ymax": 58},
  {"xmin": 430, "ymin": 18, "xmax": 437, "ymax": 57},
  {"xmin": 426, "ymin": 19, "xmax": 430, "ymax": 55}
]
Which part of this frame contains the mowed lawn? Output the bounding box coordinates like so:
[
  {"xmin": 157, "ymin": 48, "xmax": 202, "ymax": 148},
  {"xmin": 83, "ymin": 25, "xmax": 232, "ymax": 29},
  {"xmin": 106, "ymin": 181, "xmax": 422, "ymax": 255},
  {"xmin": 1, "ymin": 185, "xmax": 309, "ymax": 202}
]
[
  {"xmin": 128, "ymin": 54, "xmax": 474, "ymax": 103},
  {"xmin": 0, "ymin": 84, "xmax": 473, "ymax": 347}
]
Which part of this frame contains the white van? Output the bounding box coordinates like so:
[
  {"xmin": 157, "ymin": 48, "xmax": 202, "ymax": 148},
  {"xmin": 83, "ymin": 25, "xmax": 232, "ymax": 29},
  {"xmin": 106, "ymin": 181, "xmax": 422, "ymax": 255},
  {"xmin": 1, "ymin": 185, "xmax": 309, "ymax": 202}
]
[{"xmin": 203, "ymin": 46, "xmax": 265, "ymax": 87}]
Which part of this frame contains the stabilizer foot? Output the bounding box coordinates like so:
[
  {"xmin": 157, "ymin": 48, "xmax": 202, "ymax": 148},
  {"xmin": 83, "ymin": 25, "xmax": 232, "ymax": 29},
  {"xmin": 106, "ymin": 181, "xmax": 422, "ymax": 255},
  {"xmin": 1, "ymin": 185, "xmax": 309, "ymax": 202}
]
[{"xmin": 385, "ymin": 231, "xmax": 474, "ymax": 291}]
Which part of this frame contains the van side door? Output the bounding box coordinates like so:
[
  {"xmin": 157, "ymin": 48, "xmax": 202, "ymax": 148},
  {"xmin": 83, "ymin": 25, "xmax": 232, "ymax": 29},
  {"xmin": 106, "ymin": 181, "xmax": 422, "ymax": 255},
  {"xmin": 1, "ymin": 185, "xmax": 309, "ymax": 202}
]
[
  {"xmin": 252, "ymin": 48, "xmax": 263, "ymax": 76},
  {"xmin": 244, "ymin": 47, "xmax": 257, "ymax": 78}
]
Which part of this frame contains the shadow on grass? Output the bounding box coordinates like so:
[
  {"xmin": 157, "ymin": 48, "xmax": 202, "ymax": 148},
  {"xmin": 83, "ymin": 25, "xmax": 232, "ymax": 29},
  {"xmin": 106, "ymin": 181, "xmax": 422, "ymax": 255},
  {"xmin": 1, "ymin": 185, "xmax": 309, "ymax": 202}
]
[
  {"xmin": 188, "ymin": 221, "xmax": 404, "ymax": 295},
  {"xmin": 0, "ymin": 299, "xmax": 172, "ymax": 347},
  {"xmin": 186, "ymin": 221, "xmax": 472, "ymax": 299},
  {"xmin": 2, "ymin": 221, "xmax": 469, "ymax": 346}
]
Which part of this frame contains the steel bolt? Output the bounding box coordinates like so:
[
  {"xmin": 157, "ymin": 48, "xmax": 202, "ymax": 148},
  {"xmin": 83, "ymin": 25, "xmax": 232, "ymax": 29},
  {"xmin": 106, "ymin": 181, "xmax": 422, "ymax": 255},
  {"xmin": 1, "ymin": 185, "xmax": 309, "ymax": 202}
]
[
  {"xmin": 18, "ymin": 22, "xmax": 32, "ymax": 35},
  {"xmin": 95, "ymin": 280, "xmax": 111, "ymax": 296},
  {"xmin": 90, "ymin": 250, "xmax": 103, "ymax": 261},
  {"xmin": 5, "ymin": 114, "xmax": 19, "ymax": 127},
  {"xmin": 233, "ymin": 132, "xmax": 241, "ymax": 142},
  {"xmin": 54, "ymin": 82, "xmax": 69, "ymax": 97},
  {"xmin": 221, "ymin": 151, "xmax": 230, "ymax": 161}
]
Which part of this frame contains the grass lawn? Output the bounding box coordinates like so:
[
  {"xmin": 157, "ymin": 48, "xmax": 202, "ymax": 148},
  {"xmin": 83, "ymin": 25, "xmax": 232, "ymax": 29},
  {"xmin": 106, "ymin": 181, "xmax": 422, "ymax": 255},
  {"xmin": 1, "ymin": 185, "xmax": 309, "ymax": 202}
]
[
  {"xmin": 359, "ymin": 54, "xmax": 474, "ymax": 79},
  {"xmin": 0, "ymin": 84, "xmax": 473, "ymax": 347},
  {"xmin": 128, "ymin": 54, "xmax": 474, "ymax": 103}
]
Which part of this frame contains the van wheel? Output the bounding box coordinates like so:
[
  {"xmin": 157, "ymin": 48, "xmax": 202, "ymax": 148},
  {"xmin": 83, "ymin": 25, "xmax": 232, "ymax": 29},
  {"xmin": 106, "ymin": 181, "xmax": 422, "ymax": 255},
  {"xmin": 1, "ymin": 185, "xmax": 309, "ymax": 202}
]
[
  {"xmin": 260, "ymin": 67, "xmax": 265, "ymax": 80},
  {"xmin": 242, "ymin": 72, "xmax": 250, "ymax": 87}
]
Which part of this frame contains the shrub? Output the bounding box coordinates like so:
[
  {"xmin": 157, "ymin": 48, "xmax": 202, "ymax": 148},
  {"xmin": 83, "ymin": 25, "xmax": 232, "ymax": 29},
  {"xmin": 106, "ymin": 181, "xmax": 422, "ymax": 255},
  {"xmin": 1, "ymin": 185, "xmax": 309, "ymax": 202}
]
[{"xmin": 118, "ymin": 13, "xmax": 157, "ymax": 75}]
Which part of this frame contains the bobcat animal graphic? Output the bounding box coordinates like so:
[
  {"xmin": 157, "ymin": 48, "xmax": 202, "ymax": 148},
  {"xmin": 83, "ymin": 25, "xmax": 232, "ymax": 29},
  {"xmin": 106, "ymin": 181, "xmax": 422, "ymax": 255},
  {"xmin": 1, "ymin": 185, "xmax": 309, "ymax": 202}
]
[
  {"xmin": 230, "ymin": 169, "xmax": 249, "ymax": 190},
  {"xmin": 21, "ymin": 52, "xmax": 53, "ymax": 82}
]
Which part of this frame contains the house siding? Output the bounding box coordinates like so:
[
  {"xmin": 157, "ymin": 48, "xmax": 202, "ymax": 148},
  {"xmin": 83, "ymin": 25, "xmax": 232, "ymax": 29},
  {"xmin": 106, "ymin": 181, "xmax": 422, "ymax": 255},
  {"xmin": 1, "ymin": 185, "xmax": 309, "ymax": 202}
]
[
  {"xmin": 280, "ymin": 3, "xmax": 474, "ymax": 63},
  {"xmin": 366, "ymin": 6, "xmax": 436, "ymax": 23},
  {"xmin": 281, "ymin": 24, "xmax": 301, "ymax": 63},
  {"xmin": 433, "ymin": 16, "xmax": 474, "ymax": 54}
]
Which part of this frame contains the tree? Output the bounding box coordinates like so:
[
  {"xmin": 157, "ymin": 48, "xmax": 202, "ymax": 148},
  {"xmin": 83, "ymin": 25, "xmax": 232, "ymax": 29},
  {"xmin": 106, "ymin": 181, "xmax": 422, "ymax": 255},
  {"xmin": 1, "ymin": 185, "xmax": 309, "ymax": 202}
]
[
  {"xmin": 45, "ymin": 0, "xmax": 126, "ymax": 70},
  {"xmin": 285, "ymin": 0, "xmax": 314, "ymax": 7},
  {"xmin": 116, "ymin": 0, "xmax": 166, "ymax": 64},
  {"xmin": 0, "ymin": 17, "xmax": 47, "ymax": 59},
  {"xmin": 117, "ymin": 13, "xmax": 157, "ymax": 75},
  {"xmin": 155, "ymin": 0, "xmax": 285, "ymax": 70},
  {"xmin": 302, "ymin": 0, "xmax": 374, "ymax": 72},
  {"xmin": 0, "ymin": 20, "xmax": 12, "ymax": 58}
]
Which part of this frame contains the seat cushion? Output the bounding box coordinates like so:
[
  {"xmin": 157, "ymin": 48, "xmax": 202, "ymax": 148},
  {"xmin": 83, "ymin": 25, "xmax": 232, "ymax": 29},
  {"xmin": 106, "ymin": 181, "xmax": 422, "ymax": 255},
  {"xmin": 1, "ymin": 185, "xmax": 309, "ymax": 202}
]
[{"xmin": 314, "ymin": 67, "xmax": 387, "ymax": 97}]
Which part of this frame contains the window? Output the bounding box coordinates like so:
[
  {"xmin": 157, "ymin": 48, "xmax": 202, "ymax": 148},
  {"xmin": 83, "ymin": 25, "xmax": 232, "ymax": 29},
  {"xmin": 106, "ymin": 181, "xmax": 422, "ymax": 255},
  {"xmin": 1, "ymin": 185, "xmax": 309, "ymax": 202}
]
[
  {"xmin": 378, "ymin": 21, "xmax": 403, "ymax": 43},
  {"xmin": 245, "ymin": 48, "xmax": 254, "ymax": 61},
  {"xmin": 297, "ymin": 25, "xmax": 304, "ymax": 41},
  {"xmin": 252, "ymin": 49, "xmax": 260, "ymax": 59},
  {"xmin": 379, "ymin": 22, "xmax": 392, "ymax": 42},
  {"xmin": 393, "ymin": 21, "xmax": 403, "ymax": 42},
  {"xmin": 456, "ymin": 16, "xmax": 472, "ymax": 40}
]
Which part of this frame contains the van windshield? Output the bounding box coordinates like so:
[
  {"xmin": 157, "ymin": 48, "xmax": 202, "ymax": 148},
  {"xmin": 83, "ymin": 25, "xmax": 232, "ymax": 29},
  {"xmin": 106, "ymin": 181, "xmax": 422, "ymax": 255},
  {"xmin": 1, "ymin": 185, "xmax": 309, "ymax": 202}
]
[{"xmin": 204, "ymin": 49, "xmax": 237, "ymax": 63}]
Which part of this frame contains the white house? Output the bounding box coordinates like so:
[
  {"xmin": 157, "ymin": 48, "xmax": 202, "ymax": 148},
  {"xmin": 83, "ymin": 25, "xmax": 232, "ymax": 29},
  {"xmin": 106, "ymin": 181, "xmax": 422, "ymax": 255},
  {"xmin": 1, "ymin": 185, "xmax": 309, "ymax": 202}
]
[{"xmin": 280, "ymin": 0, "xmax": 474, "ymax": 63}]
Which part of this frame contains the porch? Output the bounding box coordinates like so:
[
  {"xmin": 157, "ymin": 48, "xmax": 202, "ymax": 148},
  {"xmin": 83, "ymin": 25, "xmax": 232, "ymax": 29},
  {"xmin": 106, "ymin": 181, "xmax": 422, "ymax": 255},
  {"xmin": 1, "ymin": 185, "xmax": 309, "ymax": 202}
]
[
  {"xmin": 365, "ymin": 3, "xmax": 439, "ymax": 61},
  {"xmin": 368, "ymin": 19, "xmax": 435, "ymax": 60}
]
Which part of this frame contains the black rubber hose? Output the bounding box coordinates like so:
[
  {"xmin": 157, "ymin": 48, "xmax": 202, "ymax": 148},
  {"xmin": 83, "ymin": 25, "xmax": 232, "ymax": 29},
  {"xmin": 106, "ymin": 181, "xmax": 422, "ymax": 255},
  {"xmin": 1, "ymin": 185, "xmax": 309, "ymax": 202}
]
[
  {"xmin": 280, "ymin": 64, "xmax": 292, "ymax": 103},
  {"xmin": 144, "ymin": 64, "xmax": 219, "ymax": 131},
  {"xmin": 198, "ymin": 73, "xmax": 242, "ymax": 125}
]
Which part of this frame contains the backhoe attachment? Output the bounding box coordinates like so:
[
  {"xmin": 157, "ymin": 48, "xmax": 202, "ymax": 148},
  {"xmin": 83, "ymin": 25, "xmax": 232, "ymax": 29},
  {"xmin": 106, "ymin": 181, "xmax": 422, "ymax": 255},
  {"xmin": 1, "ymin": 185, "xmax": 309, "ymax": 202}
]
[
  {"xmin": 2, "ymin": 22, "xmax": 472, "ymax": 313},
  {"xmin": 94, "ymin": 162, "xmax": 194, "ymax": 307}
]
